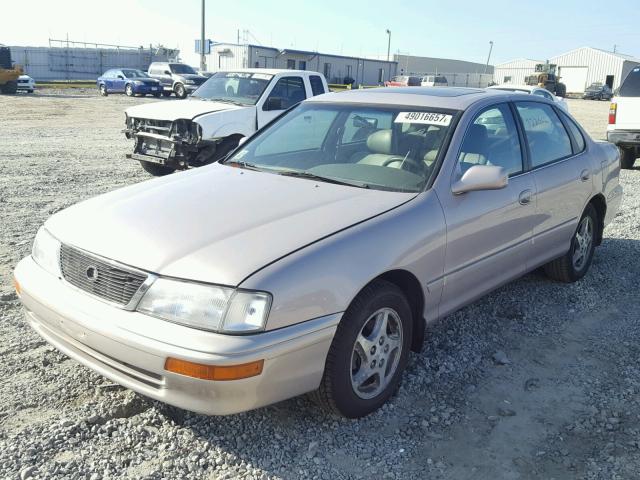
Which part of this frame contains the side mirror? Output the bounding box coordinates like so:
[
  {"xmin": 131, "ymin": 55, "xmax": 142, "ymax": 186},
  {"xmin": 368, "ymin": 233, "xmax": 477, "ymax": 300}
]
[
  {"xmin": 452, "ymin": 165, "xmax": 508, "ymax": 195},
  {"xmin": 164, "ymin": 70, "xmax": 172, "ymax": 75},
  {"xmin": 264, "ymin": 97, "xmax": 284, "ymax": 111},
  {"xmin": 238, "ymin": 137, "xmax": 248, "ymax": 146},
  {"xmin": 117, "ymin": 75, "xmax": 124, "ymax": 79}
]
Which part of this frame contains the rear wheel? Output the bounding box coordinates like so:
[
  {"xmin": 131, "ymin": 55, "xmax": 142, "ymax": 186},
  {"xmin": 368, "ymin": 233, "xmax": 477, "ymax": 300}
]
[
  {"xmin": 99, "ymin": 84, "xmax": 108, "ymax": 96},
  {"xmin": 311, "ymin": 280, "xmax": 413, "ymax": 418},
  {"xmin": 174, "ymin": 83, "xmax": 187, "ymax": 99},
  {"xmin": 139, "ymin": 160, "xmax": 175, "ymax": 176},
  {"xmin": 544, "ymin": 204, "xmax": 597, "ymax": 283},
  {"xmin": 125, "ymin": 84, "xmax": 135, "ymax": 97},
  {"xmin": 620, "ymin": 147, "xmax": 637, "ymax": 169},
  {"xmin": 1, "ymin": 81, "xmax": 18, "ymax": 94}
]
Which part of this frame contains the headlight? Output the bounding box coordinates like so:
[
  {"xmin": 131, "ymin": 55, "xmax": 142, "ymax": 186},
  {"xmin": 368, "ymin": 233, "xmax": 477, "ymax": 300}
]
[
  {"xmin": 32, "ymin": 227, "xmax": 61, "ymax": 277},
  {"xmin": 184, "ymin": 80, "xmax": 195, "ymax": 85},
  {"xmin": 136, "ymin": 278, "xmax": 272, "ymax": 334}
]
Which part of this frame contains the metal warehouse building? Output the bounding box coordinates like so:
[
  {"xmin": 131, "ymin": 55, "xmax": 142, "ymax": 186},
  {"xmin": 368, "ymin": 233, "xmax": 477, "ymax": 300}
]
[
  {"xmin": 495, "ymin": 47, "xmax": 640, "ymax": 94},
  {"xmin": 394, "ymin": 54, "xmax": 494, "ymax": 88},
  {"xmin": 207, "ymin": 43, "xmax": 397, "ymax": 86}
]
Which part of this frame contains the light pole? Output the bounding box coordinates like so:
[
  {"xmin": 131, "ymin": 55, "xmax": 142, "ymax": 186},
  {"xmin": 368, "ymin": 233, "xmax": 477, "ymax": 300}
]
[
  {"xmin": 200, "ymin": 0, "xmax": 207, "ymax": 72},
  {"xmin": 484, "ymin": 40, "xmax": 493, "ymax": 75},
  {"xmin": 386, "ymin": 29, "xmax": 391, "ymax": 81}
]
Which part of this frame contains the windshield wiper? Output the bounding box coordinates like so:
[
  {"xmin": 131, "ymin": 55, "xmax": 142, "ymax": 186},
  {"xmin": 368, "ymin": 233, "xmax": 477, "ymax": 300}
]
[
  {"xmin": 277, "ymin": 170, "xmax": 370, "ymax": 189},
  {"xmin": 224, "ymin": 160, "xmax": 262, "ymax": 170},
  {"xmin": 200, "ymin": 98, "xmax": 246, "ymax": 106}
]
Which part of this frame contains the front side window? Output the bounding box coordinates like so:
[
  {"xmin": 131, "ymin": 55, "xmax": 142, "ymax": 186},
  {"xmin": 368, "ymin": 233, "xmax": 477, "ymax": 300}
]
[
  {"xmin": 457, "ymin": 104, "xmax": 523, "ymax": 176},
  {"xmin": 264, "ymin": 76, "xmax": 306, "ymax": 110},
  {"xmin": 191, "ymin": 72, "xmax": 273, "ymax": 105},
  {"xmin": 515, "ymin": 102, "xmax": 572, "ymax": 168},
  {"xmin": 170, "ymin": 64, "xmax": 197, "ymax": 75},
  {"xmin": 224, "ymin": 104, "xmax": 457, "ymax": 193},
  {"xmin": 123, "ymin": 69, "xmax": 149, "ymax": 79}
]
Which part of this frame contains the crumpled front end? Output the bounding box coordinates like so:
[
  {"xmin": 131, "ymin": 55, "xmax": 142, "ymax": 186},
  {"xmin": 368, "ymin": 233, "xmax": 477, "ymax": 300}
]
[{"xmin": 124, "ymin": 116, "xmax": 213, "ymax": 169}]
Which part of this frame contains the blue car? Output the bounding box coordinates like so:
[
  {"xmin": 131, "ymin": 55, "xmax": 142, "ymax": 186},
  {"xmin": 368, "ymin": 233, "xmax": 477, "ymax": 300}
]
[{"xmin": 97, "ymin": 69, "xmax": 163, "ymax": 97}]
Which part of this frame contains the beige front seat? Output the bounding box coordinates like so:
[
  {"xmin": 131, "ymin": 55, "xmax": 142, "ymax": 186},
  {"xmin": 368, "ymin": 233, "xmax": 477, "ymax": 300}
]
[{"xmin": 351, "ymin": 130, "xmax": 405, "ymax": 168}]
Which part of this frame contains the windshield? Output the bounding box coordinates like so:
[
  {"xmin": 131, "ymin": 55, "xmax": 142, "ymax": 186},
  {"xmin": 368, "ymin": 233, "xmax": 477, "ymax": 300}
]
[
  {"xmin": 123, "ymin": 69, "xmax": 149, "ymax": 79},
  {"xmin": 170, "ymin": 63, "xmax": 197, "ymax": 75},
  {"xmin": 619, "ymin": 68, "xmax": 640, "ymax": 97},
  {"xmin": 191, "ymin": 71, "xmax": 274, "ymax": 105},
  {"xmin": 223, "ymin": 103, "xmax": 456, "ymax": 192}
]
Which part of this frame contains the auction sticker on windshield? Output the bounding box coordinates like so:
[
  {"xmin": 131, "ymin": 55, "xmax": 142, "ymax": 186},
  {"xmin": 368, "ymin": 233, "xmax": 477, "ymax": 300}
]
[{"xmin": 395, "ymin": 112, "xmax": 452, "ymax": 126}]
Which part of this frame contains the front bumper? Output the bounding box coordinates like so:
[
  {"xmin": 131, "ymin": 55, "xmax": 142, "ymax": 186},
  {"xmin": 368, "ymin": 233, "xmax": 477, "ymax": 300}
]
[
  {"xmin": 134, "ymin": 84, "xmax": 162, "ymax": 94},
  {"xmin": 607, "ymin": 130, "xmax": 640, "ymax": 147},
  {"xmin": 14, "ymin": 256, "xmax": 339, "ymax": 415}
]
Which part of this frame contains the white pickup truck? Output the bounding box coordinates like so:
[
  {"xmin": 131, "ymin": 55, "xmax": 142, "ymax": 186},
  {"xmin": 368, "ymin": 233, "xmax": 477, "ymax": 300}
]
[
  {"xmin": 607, "ymin": 66, "xmax": 640, "ymax": 169},
  {"xmin": 124, "ymin": 69, "xmax": 329, "ymax": 175}
]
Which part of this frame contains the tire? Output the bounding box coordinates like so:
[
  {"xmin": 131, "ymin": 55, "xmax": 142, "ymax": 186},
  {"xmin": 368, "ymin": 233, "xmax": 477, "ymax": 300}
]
[
  {"xmin": 1, "ymin": 80, "xmax": 18, "ymax": 94},
  {"xmin": 125, "ymin": 84, "xmax": 135, "ymax": 97},
  {"xmin": 174, "ymin": 83, "xmax": 187, "ymax": 99},
  {"xmin": 311, "ymin": 280, "xmax": 413, "ymax": 418},
  {"xmin": 99, "ymin": 84, "xmax": 108, "ymax": 96},
  {"xmin": 556, "ymin": 83, "xmax": 567, "ymax": 98},
  {"xmin": 544, "ymin": 204, "xmax": 598, "ymax": 283},
  {"xmin": 162, "ymin": 91, "xmax": 172, "ymax": 97},
  {"xmin": 620, "ymin": 147, "xmax": 637, "ymax": 169},
  {"xmin": 28, "ymin": 89, "xmax": 34, "ymax": 94},
  {"xmin": 154, "ymin": 92, "xmax": 162, "ymax": 98},
  {"xmin": 139, "ymin": 160, "xmax": 175, "ymax": 176}
]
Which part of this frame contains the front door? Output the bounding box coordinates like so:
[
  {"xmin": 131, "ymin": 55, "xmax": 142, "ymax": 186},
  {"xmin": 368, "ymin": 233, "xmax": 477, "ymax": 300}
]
[
  {"xmin": 256, "ymin": 76, "xmax": 307, "ymax": 128},
  {"xmin": 437, "ymin": 103, "xmax": 537, "ymax": 317}
]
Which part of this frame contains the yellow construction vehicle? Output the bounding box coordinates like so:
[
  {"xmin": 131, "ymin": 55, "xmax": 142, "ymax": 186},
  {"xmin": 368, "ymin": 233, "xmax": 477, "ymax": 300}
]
[{"xmin": 0, "ymin": 45, "xmax": 22, "ymax": 94}]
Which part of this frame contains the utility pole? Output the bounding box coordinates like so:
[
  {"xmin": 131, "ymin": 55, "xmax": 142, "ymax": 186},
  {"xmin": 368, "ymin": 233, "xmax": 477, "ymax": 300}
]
[
  {"xmin": 200, "ymin": 0, "xmax": 206, "ymax": 72},
  {"xmin": 386, "ymin": 29, "xmax": 391, "ymax": 81},
  {"xmin": 484, "ymin": 40, "xmax": 494, "ymax": 75},
  {"xmin": 613, "ymin": 44, "xmax": 618, "ymax": 53}
]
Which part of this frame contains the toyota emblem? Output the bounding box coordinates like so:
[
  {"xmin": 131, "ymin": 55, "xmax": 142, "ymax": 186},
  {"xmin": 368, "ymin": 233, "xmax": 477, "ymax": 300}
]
[{"xmin": 85, "ymin": 265, "xmax": 99, "ymax": 282}]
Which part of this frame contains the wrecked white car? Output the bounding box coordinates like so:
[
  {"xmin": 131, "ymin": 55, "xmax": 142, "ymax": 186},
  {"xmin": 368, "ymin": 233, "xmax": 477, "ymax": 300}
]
[{"xmin": 124, "ymin": 69, "xmax": 328, "ymax": 175}]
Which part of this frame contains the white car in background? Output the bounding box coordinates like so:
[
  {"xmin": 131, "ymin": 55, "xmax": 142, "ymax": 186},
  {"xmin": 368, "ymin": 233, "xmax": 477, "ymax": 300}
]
[
  {"xmin": 488, "ymin": 85, "xmax": 568, "ymax": 112},
  {"xmin": 16, "ymin": 75, "xmax": 35, "ymax": 93}
]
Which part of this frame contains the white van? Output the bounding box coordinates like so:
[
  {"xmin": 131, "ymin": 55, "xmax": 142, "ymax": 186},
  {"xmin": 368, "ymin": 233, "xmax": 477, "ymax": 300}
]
[{"xmin": 421, "ymin": 75, "xmax": 448, "ymax": 87}]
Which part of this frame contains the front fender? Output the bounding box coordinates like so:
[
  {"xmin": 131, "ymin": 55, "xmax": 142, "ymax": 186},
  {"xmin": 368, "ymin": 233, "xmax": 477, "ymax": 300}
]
[
  {"xmin": 196, "ymin": 108, "xmax": 257, "ymax": 140},
  {"xmin": 239, "ymin": 191, "xmax": 447, "ymax": 331}
]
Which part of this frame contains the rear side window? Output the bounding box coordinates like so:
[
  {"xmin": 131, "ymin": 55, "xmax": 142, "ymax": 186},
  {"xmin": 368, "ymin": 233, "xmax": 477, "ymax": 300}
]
[
  {"xmin": 309, "ymin": 75, "xmax": 325, "ymax": 96},
  {"xmin": 515, "ymin": 102, "xmax": 572, "ymax": 168},
  {"xmin": 559, "ymin": 112, "xmax": 586, "ymax": 153},
  {"xmin": 619, "ymin": 67, "xmax": 640, "ymax": 97}
]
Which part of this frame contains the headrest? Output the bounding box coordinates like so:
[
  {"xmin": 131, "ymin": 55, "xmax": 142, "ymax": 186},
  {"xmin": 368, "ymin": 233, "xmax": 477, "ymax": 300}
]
[
  {"xmin": 366, "ymin": 129, "xmax": 393, "ymax": 154},
  {"xmin": 463, "ymin": 124, "xmax": 489, "ymax": 154}
]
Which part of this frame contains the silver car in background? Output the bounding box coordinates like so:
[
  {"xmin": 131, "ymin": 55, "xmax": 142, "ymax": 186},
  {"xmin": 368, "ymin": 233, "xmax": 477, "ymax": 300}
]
[{"xmin": 15, "ymin": 87, "xmax": 622, "ymax": 418}]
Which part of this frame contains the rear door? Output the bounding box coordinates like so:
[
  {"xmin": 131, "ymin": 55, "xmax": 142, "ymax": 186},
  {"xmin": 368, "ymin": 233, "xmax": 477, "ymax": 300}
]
[
  {"xmin": 514, "ymin": 101, "xmax": 594, "ymax": 268},
  {"xmin": 612, "ymin": 67, "xmax": 640, "ymax": 129},
  {"xmin": 437, "ymin": 103, "xmax": 537, "ymax": 317}
]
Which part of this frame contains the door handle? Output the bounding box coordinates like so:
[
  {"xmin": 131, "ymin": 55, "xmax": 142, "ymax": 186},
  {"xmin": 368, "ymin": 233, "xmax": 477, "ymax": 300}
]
[
  {"xmin": 519, "ymin": 189, "xmax": 532, "ymax": 205},
  {"xmin": 580, "ymin": 169, "xmax": 591, "ymax": 182}
]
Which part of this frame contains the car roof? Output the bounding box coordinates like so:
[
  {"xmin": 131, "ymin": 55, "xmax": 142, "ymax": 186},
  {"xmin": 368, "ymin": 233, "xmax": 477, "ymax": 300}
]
[
  {"xmin": 307, "ymin": 86, "xmax": 512, "ymax": 110},
  {"xmin": 488, "ymin": 85, "xmax": 535, "ymax": 93},
  {"xmin": 218, "ymin": 68, "xmax": 318, "ymax": 75}
]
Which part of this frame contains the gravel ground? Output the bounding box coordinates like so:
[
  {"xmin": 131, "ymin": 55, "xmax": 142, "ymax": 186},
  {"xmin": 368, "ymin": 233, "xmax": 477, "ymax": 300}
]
[{"xmin": 0, "ymin": 91, "xmax": 638, "ymax": 480}]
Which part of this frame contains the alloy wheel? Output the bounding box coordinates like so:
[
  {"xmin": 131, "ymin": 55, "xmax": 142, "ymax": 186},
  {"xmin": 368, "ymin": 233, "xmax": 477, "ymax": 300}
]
[{"xmin": 572, "ymin": 216, "xmax": 593, "ymax": 271}]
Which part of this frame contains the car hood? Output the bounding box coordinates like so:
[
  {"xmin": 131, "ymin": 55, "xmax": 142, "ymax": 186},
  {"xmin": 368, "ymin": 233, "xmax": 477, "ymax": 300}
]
[
  {"xmin": 46, "ymin": 165, "xmax": 417, "ymax": 287},
  {"xmin": 125, "ymin": 99, "xmax": 245, "ymax": 121}
]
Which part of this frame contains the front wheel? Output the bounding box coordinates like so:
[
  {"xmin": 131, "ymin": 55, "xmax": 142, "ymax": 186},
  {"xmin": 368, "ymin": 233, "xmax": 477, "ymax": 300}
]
[
  {"xmin": 544, "ymin": 204, "xmax": 597, "ymax": 283},
  {"xmin": 99, "ymin": 84, "xmax": 108, "ymax": 96},
  {"xmin": 125, "ymin": 84, "xmax": 135, "ymax": 97},
  {"xmin": 174, "ymin": 83, "xmax": 187, "ymax": 99},
  {"xmin": 311, "ymin": 280, "xmax": 413, "ymax": 418},
  {"xmin": 620, "ymin": 147, "xmax": 637, "ymax": 169},
  {"xmin": 139, "ymin": 160, "xmax": 176, "ymax": 176},
  {"xmin": 1, "ymin": 80, "xmax": 18, "ymax": 94}
]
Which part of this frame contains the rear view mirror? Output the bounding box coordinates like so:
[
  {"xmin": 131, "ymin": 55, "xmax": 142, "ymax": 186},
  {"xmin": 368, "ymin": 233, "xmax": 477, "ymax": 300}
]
[
  {"xmin": 352, "ymin": 115, "xmax": 378, "ymax": 129},
  {"xmin": 452, "ymin": 165, "xmax": 508, "ymax": 194},
  {"xmin": 265, "ymin": 97, "xmax": 284, "ymax": 111}
]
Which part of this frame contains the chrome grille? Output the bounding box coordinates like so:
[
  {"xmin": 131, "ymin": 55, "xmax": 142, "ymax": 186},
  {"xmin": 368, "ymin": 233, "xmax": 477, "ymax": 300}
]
[{"xmin": 59, "ymin": 245, "xmax": 147, "ymax": 306}]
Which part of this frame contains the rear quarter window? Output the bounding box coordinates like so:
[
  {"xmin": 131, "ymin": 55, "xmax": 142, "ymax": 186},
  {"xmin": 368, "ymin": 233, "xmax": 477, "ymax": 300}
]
[
  {"xmin": 619, "ymin": 67, "xmax": 640, "ymax": 97},
  {"xmin": 559, "ymin": 112, "xmax": 586, "ymax": 153},
  {"xmin": 309, "ymin": 75, "xmax": 325, "ymax": 96}
]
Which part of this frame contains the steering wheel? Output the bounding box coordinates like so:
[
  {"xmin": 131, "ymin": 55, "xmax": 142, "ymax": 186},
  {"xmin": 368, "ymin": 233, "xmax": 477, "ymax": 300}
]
[{"xmin": 382, "ymin": 156, "xmax": 426, "ymax": 174}]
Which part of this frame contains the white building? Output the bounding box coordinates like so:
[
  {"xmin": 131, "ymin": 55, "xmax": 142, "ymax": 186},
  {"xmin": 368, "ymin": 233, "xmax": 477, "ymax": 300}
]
[
  {"xmin": 494, "ymin": 58, "xmax": 542, "ymax": 87},
  {"xmin": 550, "ymin": 47, "xmax": 640, "ymax": 93},
  {"xmin": 206, "ymin": 43, "xmax": 397, "ymax": 86},
  {"xmin": 494, "ymin": 47, "xmax": 640, "ymax": 94}
]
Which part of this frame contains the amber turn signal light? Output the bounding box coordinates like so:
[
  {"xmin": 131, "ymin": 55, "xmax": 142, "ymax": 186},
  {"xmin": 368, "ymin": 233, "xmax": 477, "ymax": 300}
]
[
  {"xmin": 13, "ymin": 277, "xmax": 21, "ymax": 296},
  {"xmin": 164, "ymin": 358, "xmax": 264, "ymax": 381}
]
